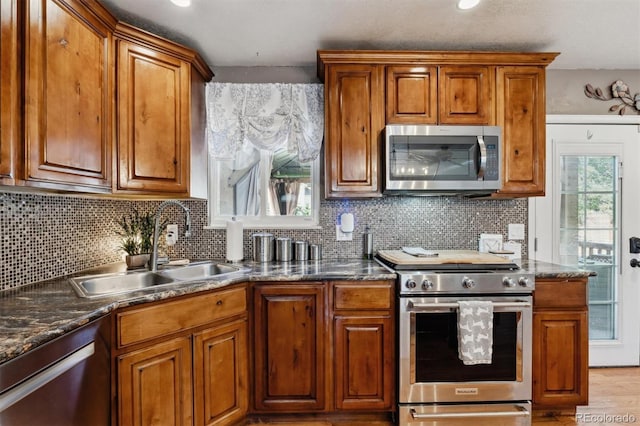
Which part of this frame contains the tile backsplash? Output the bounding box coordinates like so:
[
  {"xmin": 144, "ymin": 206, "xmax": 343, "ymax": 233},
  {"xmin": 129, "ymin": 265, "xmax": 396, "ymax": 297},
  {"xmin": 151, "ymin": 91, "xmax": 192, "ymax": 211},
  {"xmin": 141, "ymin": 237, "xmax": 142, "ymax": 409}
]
[{"xmin": 0, "ymin": 191, "xmax": 527, "ymax": 290}]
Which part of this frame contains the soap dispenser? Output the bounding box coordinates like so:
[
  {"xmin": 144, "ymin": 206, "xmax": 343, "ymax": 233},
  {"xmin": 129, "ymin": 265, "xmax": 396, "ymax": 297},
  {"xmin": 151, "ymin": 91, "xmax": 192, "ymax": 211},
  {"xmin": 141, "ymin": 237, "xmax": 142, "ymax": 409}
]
[{"xmin": 363, "ymin": 225, "xmax": 373, "ymax": 260}]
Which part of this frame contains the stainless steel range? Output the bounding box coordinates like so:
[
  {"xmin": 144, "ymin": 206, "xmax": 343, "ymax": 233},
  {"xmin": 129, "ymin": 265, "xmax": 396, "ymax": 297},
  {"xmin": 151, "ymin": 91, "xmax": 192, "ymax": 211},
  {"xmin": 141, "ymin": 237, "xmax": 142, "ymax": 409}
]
[{"xmin": 376, "ymin": 250, "xmax": 534, "ymax": 426}]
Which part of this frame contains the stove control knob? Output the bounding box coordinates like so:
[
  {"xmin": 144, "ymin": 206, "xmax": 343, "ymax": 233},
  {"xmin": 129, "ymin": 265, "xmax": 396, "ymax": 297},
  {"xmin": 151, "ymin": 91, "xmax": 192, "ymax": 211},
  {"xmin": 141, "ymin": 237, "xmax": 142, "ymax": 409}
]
[
  {"xmin": 405, "ymin": 279, "xmax": 417, "ymax": 289},
  {"xmin": 518, "ymin": 277, "xmax": 531, "ymax": 287},
  {"xmin": 503, "ymin": 277, "xmax": 516, "ymax": 288},
  {"xmin": 462, "ymin": 277, "xmax": 476, "ymax": 289},
  {"xmin": 421, "ymin": 279, "xmax": 434, "ymax": 290}
]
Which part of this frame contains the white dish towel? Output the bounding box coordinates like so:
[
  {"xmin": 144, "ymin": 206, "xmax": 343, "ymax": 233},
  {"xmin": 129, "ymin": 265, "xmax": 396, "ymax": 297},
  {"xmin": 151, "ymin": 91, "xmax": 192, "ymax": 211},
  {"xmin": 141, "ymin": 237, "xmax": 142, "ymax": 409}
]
[{"xmin": 457, "ymin": 300, "xmax": 494, "ymax": 365}]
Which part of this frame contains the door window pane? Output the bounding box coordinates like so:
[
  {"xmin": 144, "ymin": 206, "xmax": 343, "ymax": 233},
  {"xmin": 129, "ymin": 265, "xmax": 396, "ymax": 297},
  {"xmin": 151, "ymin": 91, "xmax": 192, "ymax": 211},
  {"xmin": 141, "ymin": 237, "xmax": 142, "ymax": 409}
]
[{"xmin": 559, "ymin": 155, "xmax": 618, "ymax": 340}]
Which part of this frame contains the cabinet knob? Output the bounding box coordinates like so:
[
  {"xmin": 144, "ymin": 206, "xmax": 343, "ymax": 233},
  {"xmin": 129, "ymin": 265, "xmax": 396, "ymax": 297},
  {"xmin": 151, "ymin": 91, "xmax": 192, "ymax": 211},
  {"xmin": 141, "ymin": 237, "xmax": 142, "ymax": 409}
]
[{"xmin": 216, "ymin": 300, "xmax": 223, "ymax": 306}]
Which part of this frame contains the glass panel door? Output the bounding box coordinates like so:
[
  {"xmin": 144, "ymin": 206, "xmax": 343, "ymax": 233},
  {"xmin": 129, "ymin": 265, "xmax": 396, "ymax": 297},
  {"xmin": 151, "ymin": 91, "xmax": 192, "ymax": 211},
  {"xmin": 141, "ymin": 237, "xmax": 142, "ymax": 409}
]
[
  {"xmin": 558, "ymin": 155, "xmax": 618, "ymax": 340},
  {"xmin": 532, "ymin": 121, "xmax": 640, "ymax": 366}
]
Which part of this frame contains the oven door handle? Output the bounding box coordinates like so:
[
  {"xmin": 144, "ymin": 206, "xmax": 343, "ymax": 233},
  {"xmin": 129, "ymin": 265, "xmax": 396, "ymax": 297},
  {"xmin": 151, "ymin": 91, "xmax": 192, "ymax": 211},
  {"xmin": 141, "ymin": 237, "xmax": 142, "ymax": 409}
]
[
  {"xmin": 407, "ymin": 301, "xmax": 531, "ymax": 310},
  {"xmin": 410, "ymin": 405, "xmax": 530, "ymax": 419}
]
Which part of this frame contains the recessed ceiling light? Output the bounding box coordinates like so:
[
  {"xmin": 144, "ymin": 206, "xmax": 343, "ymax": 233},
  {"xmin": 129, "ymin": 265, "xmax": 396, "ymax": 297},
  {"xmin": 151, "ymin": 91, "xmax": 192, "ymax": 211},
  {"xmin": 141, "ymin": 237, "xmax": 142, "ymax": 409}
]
[
  {"xmin": 170, "ymin": 0, "xmax": 191, "ymax": 7},
  {"xmin": 457, "ymin": 0, "xmax": 480, "ymax": 10}
]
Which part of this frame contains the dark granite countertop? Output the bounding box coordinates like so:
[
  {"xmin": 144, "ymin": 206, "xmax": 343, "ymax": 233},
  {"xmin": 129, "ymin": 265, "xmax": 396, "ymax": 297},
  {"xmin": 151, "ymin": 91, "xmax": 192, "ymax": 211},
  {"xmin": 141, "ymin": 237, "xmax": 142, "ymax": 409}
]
[
  {"xmin": 519, "ymin": 259, "xmax": 597, "ymax": 279},
  {"xmin": 0, "ymin": 257, "xmax": 595, "ymax": 365},
  {"xmin": 0, "ymin": 259, "xmax": 395, "ymax": 364}
]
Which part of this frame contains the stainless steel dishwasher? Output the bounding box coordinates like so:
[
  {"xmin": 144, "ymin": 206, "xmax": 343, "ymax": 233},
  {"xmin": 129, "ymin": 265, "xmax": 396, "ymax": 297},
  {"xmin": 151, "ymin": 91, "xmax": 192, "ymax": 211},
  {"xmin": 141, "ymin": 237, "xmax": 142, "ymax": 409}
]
[{"xmin": 0, "ymin": 316, "xmax": 111, "ymax": 425}]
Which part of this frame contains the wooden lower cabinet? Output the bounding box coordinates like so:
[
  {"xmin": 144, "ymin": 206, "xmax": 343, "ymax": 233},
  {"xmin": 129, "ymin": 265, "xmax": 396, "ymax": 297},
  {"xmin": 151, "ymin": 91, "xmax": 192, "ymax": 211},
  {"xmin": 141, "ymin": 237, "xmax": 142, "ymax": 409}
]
[
  {"xmin": 332, "ymin": 281, "xmax": 395, "ymax": 411},
  {"xmin": 115, "ymin": 284, "xmax": 248, "ymax": 426},
  {"xmin": 334, "ymin": 315, "xmax": 393, "ymax": 410},
  {"xmin": 532, "ymin": 278, "xmax": 589, "ymax": 410},
  {"xmin": 118, "ymin": 336, "xmax": 194, "ymax": 426},
  {"xmin": 252, "ymin": 280, "xmax": 396, "ymax": 415},
  {"xmin": 194, "ymin": 319, "xmax": 248, "ymax": 426},
  {"xmin": 253, "ymin": 283, "xmax": 326, "ymax": 412}
]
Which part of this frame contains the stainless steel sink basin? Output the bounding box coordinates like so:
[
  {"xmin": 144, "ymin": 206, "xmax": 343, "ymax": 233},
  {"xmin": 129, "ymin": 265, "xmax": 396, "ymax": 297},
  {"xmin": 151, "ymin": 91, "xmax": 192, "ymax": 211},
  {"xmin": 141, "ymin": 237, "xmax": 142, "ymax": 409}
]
[
  {"xmin": 157, "ymin": 262, "xmax": 242, "ymax": 281},
  {"xmin": 69, "ymin": 261, "xmax": 247, "ymax": 298},
  {"xmin": 69, "ymin": 271, "xmax": 177, "ymax": 298}
]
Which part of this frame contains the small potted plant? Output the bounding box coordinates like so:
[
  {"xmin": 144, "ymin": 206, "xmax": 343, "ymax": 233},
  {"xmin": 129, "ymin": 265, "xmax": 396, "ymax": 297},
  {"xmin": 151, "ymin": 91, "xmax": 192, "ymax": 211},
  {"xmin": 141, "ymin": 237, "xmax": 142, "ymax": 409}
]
[{"xmin": 116, "ymin": 209, "xmax": 166, "ymax": 268}]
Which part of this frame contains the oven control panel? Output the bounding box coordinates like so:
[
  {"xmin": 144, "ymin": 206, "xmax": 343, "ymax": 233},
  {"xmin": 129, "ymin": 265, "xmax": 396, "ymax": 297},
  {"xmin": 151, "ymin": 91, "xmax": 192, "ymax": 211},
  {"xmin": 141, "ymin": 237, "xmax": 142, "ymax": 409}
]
[{"xmin": 400, "ymin": 271, "xmax": 535, "ymax": 295}]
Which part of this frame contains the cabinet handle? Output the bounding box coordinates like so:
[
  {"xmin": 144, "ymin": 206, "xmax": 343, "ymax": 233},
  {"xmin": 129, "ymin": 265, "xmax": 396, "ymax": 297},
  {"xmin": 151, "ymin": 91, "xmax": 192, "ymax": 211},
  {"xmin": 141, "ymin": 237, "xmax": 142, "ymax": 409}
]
[{"xmin": 216, "ymin": 300, "xmax": 223, "ymax": 306}]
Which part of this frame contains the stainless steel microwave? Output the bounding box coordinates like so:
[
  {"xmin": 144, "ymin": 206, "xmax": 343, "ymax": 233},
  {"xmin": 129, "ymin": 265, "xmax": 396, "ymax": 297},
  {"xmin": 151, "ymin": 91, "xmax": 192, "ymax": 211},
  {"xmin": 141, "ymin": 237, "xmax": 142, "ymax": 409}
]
[{"xmin": 384, "ymin": 125, "xmax": 502, "ymax": 195}]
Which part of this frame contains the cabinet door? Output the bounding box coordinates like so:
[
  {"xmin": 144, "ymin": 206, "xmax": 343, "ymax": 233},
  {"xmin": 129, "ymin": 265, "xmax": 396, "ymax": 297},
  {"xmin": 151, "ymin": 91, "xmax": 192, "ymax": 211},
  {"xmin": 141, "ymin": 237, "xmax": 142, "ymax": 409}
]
[
  {"xmin": 438, "ymin": 66, "xmax": 494, "ymax": 125},
  {"xmin": 0, "ymin": 0, "xmax": 19, "ymax": 185},
  {"xmin": 116, "ymin": 39, "xmax": 190, "ymax": 193},
  {"xmin": 118, "ymin": 336, "xmax": 193, "ymax": 426},
  {"xmin": 24, "ymin": 0, "xmax": 112, "ymax": 191},
  {"xmin": 334, "ymin": 315, "xmax": 394, "ymax": 410},
  {"xmin": 532, "ymin": 310, "xmax": 589, "ymax": 407},
  {"xmin": 253, "ymin": 284, "xmax": 326, "ymax": 411},
  {"xmin": 496, "ymin": 66, "xmax": 546, "ymax": 196},
  {"xmin": 194, "ymin": 319, "xmax": 248, "ymax": 426},
  {"xmin": 386, "ymin": 65, "xmax": 437, "ymax": 124},
  {"xmin": 325, "ymin": 64, "xmax": 384, "ymax": 198}
]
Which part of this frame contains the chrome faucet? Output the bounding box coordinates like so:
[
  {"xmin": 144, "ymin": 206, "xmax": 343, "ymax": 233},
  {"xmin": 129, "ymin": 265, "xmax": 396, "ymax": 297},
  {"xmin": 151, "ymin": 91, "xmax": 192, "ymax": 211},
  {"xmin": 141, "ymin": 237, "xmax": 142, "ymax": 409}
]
[{"xmin": 149, "ymin": 200, "xmax": 192, "ymax": 272}]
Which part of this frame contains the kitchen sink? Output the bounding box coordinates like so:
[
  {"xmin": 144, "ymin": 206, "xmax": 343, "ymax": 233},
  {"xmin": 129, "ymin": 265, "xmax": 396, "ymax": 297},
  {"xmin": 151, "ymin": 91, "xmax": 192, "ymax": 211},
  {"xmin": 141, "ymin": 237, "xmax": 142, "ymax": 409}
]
[
  {"xmin": 157, "ymin": 262, "xmax": 242, "ymax": 281},
  {"xmin": 69, "ymin": 261, "xmax": 247, "ymax": 298}
]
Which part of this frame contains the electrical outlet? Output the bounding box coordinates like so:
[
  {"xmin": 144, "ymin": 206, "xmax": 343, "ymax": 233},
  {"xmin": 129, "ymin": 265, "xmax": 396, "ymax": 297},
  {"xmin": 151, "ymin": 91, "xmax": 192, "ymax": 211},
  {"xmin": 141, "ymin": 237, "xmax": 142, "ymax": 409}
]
[
  {"xmin": 336, "ymin": 225, "xmax": 353, "ymax": 241},
  {"xmin": 508, "ymin": 224, "xmax": 525, "ymax": 241},
  {"xmin": 166, "ymin": 224, "xmax": 178, "ymax": 246}
]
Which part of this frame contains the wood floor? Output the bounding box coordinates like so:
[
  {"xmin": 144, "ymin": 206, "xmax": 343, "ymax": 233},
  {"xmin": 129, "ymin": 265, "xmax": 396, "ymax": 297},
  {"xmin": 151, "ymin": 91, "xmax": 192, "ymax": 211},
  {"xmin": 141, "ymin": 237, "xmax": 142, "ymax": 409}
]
[
  {"xmin": 535, "ymin": 367, "xmax": 640, "ymax": 425},
  {"xmin": 247, "ymin": 367, "xmax": 640, "ymax": 425}
]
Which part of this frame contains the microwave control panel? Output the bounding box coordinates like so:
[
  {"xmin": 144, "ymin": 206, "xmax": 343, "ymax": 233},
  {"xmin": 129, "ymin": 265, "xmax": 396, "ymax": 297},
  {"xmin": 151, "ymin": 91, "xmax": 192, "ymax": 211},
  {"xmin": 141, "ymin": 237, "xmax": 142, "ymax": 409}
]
[{"xmin": 484, "ymin": 142, "xmax": 499, "ymax": 181}]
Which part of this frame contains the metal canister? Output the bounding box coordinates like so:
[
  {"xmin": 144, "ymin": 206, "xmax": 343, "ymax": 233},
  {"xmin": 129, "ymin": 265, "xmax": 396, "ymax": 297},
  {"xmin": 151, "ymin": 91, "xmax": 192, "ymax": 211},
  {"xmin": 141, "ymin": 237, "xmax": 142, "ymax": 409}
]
[
  {"xmin": 275, "ymin": 237, "xmax": 293, "ymax": 262},
  {"xmin": 309, "ymin": 244, "xmax": 322, "ymax": 260},
  {"xmin": 294, "ymin": 240, "xmax": 309, "ymax": 261},
  {"xmin": 252, "ymin": 233, "xmax": 274, "ymax": 262}
]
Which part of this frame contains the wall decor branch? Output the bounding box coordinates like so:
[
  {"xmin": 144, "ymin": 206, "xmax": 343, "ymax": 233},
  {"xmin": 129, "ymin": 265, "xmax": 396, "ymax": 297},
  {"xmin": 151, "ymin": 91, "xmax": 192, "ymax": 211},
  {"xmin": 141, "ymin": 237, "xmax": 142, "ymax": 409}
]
[{"xmin": 584, "ymin": 80, "xmax": 640, "ymax": 115}]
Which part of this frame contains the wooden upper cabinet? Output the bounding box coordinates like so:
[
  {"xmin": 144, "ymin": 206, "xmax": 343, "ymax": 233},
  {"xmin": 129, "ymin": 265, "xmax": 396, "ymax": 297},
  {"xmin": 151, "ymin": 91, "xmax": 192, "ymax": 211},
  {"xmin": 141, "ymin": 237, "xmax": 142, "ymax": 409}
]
[
  {"xmin": 319, "ymin": 50, "xmax": 557, "ymax": 199},
  {"xmin": 496, "ymin": 66, "xmax": 546, "ymax": 196},
  {"xmin": 386, "ymin": 66, "xmax": 438, "ymax": 124},
  {"xmin": 114, "ymin": 23, "xmax": 213, "ymax": 195},
  {"xmin": 324, "ymin": 64, "xmax": 385, "ymax": 198},
  {"xmin": 115, "ymin": 37, "xmax": 190, "ymax": 193},
  {"xmin": 24, "ymin": 0, "xmax": 114, "ymax": 192},
  {"xmin": 439, "ymin": 66, "xmax": 494, "ymax": 125},
  {"xmin": 0, "ymin": 0, "xmax": 20, "ymax": 185},
  {"xmin": 386, "ymin": 65, "xmax": 493, "ymax": 125}
]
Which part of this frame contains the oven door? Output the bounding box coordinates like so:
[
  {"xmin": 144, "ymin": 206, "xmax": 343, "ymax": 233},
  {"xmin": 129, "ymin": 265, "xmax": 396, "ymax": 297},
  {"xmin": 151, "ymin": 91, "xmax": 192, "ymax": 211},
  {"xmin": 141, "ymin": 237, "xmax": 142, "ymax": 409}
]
[{"xmin": 399, "ymin": 295, "xmax": 532, "ymax": 404}]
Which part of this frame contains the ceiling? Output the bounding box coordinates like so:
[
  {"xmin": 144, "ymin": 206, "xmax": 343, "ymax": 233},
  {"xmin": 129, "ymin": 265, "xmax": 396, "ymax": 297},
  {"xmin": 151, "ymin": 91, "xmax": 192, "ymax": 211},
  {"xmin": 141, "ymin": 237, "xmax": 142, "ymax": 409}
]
[{"xmin": 101, "ymin": 0, "xmax": 640, "ymax": 71}]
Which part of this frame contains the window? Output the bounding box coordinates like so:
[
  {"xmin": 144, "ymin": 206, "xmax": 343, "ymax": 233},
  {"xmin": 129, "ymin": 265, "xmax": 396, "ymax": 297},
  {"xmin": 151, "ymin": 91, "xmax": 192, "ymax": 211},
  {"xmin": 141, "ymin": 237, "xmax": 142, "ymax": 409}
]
[
  {"xmin": 205, "ymin": 82, "xmax": 324, "ymax": 228},
  {"xmin": 208, "ymin": 146, "xmax": 320, "ymax": 228}
]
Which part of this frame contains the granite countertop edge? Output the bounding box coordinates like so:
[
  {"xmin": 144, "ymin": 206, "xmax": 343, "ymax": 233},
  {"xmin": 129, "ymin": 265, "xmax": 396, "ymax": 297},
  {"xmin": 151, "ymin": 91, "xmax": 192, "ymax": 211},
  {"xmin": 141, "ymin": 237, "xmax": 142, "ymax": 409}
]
[{"xmin": 0, "ymin": 258, "xmax": 595, "ymax": 364}]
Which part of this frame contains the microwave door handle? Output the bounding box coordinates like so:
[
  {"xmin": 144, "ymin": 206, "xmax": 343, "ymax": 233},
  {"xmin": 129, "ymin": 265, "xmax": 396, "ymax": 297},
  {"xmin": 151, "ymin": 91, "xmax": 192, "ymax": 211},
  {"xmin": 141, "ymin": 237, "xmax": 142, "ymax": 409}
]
[{"xmin": 476, "ymin": 136, "xmax": 487, "ymax": 179}]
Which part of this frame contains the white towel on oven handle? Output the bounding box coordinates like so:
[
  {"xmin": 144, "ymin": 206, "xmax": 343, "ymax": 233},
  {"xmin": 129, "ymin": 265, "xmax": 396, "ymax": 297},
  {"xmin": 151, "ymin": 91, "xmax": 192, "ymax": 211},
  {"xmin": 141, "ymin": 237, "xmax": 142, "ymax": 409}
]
[{"xmin": 457, "ymin": 300, "xmax": 494, "ymax": 365}]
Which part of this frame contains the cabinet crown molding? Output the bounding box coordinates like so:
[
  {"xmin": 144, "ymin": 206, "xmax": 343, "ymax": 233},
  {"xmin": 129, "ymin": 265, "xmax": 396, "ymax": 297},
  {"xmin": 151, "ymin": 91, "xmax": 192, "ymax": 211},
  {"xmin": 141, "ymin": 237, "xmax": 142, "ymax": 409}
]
[{"xmin": 317, "ymin": 50, "xmax": 559, "ymax": 81}]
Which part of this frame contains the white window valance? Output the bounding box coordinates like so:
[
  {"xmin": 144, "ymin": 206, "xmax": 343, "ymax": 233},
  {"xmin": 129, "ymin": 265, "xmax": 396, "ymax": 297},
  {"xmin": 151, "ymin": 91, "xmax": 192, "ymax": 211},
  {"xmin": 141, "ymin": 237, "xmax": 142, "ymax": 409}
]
[{"xmin": 206, "ymin": 82, "xmax": 324, "ymax": 163}]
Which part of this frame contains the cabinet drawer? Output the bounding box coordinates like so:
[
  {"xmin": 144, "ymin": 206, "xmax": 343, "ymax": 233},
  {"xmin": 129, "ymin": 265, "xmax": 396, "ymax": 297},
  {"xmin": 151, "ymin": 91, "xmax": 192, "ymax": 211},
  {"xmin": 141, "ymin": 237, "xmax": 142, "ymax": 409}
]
[
  {"xmin": 117, "ymin": 286, "xmax": 247, "ymax": 347},
  {"xmin": 333, "ymin": 281, "xmax": 393, "ymax": 311},
  {"xmin": 534, "ymin": 279, "xmax": 587, "ymax": 309}
]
